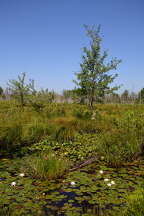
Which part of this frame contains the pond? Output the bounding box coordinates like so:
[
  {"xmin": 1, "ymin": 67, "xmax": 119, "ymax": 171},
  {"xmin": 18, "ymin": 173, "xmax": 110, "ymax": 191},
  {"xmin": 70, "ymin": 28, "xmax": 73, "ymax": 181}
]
[{"xmin": 0, "ymin": 158, "xmax": 144, "ymax": 215}]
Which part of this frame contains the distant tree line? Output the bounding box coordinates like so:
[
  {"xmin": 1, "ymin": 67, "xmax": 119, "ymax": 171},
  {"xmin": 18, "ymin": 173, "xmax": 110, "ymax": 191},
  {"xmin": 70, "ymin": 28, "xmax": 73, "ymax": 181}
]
[
  {"xmin": 62, "ymin": 88, "xmax": 144, "ymax": 104},
  {"xmin": 0, "ymin": 81, "xmax": 144, "ymax": 105}
]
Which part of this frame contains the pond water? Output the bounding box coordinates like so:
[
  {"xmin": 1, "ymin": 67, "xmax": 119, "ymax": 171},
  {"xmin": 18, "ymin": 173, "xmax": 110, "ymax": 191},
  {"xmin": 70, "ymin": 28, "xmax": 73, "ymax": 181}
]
[{"xmin": 0, "ymin": 158, "xmax": 144, "ymax": 215}]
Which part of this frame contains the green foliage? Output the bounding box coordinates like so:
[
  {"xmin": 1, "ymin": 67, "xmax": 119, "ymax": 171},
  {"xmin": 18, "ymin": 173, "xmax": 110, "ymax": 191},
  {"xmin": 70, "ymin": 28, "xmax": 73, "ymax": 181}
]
[
  {"xmin": 7, "ymin": 72, "xmax": 36, "ymax": 107},
  {"xmin": 55, "ymin": 126, "xmax": 76, "ymax": 142},
  {"xmin": 0, "ymin": 150, "xmax": 144, "ymax": 215},
  {"xmin": 74, "ymin": 25, "xmax": 121, "ymax": 107},
  {"xmin": 25, "ymin": 151, "xmax": 69, "ymax": 180},
  {"xmin": 0, "ymin": 123, "xmax": 22, "ymax": 154},
  {"xmin": 120, "ymin": 189, "xmax": 144, "ymax": 216},
  {"xmin": 0, "ymin": 120, "xmax": 55, "ymax": 155},
  {"xmin": 43, "ymin": 103, "xmax": 66, "ymax": 118},
  {"xmin": 22, "ymin": 122, "xmax": 54, "ymax": 144},
  {"xmin": 96, "ymin": 111, "xmax": 144, "ymax": 167},
  {"xmin": 96, "ymin": 131, "xmax": 139, "ymax": 167},
  {"xmin": 1, "ymin": 101, "xmax": 144, "ymax": 167},
  {"xmin": 0, "ymin": 206, "xmax": 12, "ymax": 216},
  {"xmin": 73, "ymin": 108, "xmax": 92, "ymax": 120}
]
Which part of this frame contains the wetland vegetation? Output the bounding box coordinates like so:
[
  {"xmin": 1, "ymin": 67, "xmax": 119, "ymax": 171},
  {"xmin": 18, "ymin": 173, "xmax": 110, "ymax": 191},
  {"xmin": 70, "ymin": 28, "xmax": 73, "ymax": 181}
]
[
  {"xmin": 0, "ymin": 101, "xmax": 144, "ymax": 215},
  {"xmin": 0, "ymin": 25, "xmax": 144, "ymax": 216}
]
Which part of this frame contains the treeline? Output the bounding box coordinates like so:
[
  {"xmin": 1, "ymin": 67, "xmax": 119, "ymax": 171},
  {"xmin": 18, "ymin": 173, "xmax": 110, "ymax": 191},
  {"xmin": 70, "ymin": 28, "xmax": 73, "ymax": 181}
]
[
  {"xmin": 0, "ymin": 82, "xmax": 144, "ymax": 105},
  {"xmin": 62, "ymin": 88, "xmax": 144, "ymax": 104}
]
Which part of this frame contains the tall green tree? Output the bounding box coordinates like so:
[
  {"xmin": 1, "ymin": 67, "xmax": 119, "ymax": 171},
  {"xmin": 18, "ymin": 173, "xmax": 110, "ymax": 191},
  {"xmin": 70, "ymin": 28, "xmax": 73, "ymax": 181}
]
[
  {"xmin": 74, "ymin": 25, "xmax": 121, "ymax": 107},
  {"xmin": 8, "ymin": 72, "xmax": 36, "ymax": 107}
]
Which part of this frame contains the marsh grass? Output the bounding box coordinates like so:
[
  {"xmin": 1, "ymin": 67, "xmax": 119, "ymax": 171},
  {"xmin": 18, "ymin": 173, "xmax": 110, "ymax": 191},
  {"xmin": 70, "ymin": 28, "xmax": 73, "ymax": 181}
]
[
  {"xmin": 118, "ymin": 189, "xmax": 144, "ymax": 216},
  {"xmin": 0, "ymin": 205, "xmax": 12, "ymax": 216},
  {"xmin": 1, "ymin": 101, "xmax": 144, "ymax": 168},
  {"xmin": 55, "ymin": 126, "xmax": 76, "ymax": 142},
  {"xmin": 96, "ymin": 130, "xmax": 140, "ymax": 167},
  {"xmin": 25, "ymin": 151, "xmax": 70, "ymax": 180}
]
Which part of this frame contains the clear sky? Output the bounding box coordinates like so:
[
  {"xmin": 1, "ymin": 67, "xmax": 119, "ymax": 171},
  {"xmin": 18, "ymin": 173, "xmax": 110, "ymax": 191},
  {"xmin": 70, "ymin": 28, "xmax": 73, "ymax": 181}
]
[{"xmin": 0, "ymin": 0, "xmax": 144, "ymax": 93}]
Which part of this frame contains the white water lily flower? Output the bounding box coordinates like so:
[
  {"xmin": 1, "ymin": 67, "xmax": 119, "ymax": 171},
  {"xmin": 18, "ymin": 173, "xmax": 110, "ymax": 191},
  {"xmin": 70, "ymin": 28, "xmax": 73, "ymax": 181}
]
[
  {"xmin": 101, "ymin": 156, "xmax": 104, "ymax": 160},
  {"xmin": 70, "ymin": 181, "xmax": 75, "ymax": 186},
  {"xmin": 107, "ymin": 183, "xmax": 112, "ymax": 187},
  {"xmin": 104, "ymin": 178, "xmax": 109, "ymax": 182},
  {"xmin": 19, "ymin": 173, "xmax": 25, "ymax": 177},
  {"xmin": 99, "ymin": 170, "xmax": 104, "ymax": 174},
  {"xmin": 111, "ymin": 180, "xmax": 115, "ymax": 185},
  {"xmin": 11, "ymin": 182, "xmax": 16, "ymax": 186}
]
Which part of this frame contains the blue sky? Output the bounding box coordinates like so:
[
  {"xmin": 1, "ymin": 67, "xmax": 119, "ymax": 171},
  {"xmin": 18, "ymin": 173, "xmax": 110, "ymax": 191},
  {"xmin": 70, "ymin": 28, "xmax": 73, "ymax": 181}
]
[{"xmin": 0, "ymin": 0, "xmax": 144, "ymax": 93}]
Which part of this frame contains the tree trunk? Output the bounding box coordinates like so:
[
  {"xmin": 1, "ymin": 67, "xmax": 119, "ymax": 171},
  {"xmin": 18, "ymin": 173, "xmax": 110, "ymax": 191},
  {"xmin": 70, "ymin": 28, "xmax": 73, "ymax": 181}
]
[
  {"xmin": 89, "ymin": 93, "xmax": 94, "ymax": 108},
  {"xmin": 20, "ymin": 91, "xmax": 25, "ymax": 107}
]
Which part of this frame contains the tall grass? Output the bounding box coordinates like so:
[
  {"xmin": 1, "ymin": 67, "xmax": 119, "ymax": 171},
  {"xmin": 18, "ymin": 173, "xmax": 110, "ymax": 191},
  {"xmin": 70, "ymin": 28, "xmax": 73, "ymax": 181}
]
[
  {"xmin": 25, "ymin": 151, "xmax": 70, "ymax": 180},
  {"xmin": 118, "ymin": 189, "xmax": 144, "ymax": 216},
  {"xmin": 0, "ymin": 100, "xmax": 144, "ymax": 167}
]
